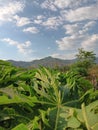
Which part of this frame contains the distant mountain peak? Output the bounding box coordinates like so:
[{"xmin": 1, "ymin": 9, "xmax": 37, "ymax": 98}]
[{"xmin": 7, "ymin": 57, "xmax": 98, "ymax": 68}]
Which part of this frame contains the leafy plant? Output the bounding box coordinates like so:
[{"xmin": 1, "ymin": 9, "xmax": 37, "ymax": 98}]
[
  {"xmin": 0, "ymin": 61, "xmax": 98, "ymax": 130},
  {"xmin": 76, "ymin": 48, "xmax": 96, "ymax": 69}
]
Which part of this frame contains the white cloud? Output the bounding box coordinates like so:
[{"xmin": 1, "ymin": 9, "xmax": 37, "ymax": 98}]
[
  {"xmin": 13, "ymin": 15, "xmax": 31, "ymax": 27},
  {"xmin": 34, "ymin": 15, "xmax": 45, "ymax": 24},
  {"xmin": 56, "ymin": 35, "xmax": 83, "ymax": 50},
  {"xmin": 0, "ymin": 1, "xmax": 24, "ymax": 24},
  {"xmin": 58, "ymin": 19, "xmax": 97, "ymax": 56},
  {"xmin": 33, "ymin": 15, "xmax": 63, "ymax": 30},
  {"xmin": 37, "ymin": 15, "xmax": 44, "ymax": 20},
  {"xmin": 2, "ymin": 38, "xmax": 18, "ymax": 45},
  {"xmin": 17, "ymin": 41, "xmax": 32, "ymax": 54},
  {"xmin": 1, "ymin": 38, "xmax": 33, "ymax": 54},
  {"xmin": 34, "ymin": 19, "xmax": 42, "ymax": 24},
  {"xmin": 64, "ymin": 23, "xmax": 81, "ymax": 35},
  {"xmin": 41, "ymin": 0, "xmax": 57, "ymax": 11},
  {"xmin": 61, "ymin": 4, "xmax": 98, "ymax": 22},
  {"xmin": 54, "ymin": 0, "xmax": 70, "ymax": 9},
  {"xmin": 51, "ymin": 53, "xmax": 76, "ymax": 59},
  {"xmin": 63, "ymin": 21, "xmax": 96, "ymax": 35},
  {"xmin": 23, "ymin": 27, "xmax": 39, "ymax": 34},
  {"xmin": 83, "ymin": 21, "xmax": 96, "ymax": 29},
  {"xmin": 79, "ymin": 21, "xmax": 96, "ymax": 34},
  {"xmin": 54, "ymin": 0, "xmax": 94, "ymax": 9},
  {"xmin": 54, "ymin": 0, "xmax": 73, "ymax": 9},
  {"xmin": 34, "ymin": 15, "xmax": 63, "ymax": 30},
  {"xmin": 56, "ymin": 33, "xmax": 98, "ymax": 57},
  {"xmin": 41, "ymin": 0, "xmax": 94, "ymax": 11},
  {"xmin": 42, "ymin": 16, "xmax": 62, "ymax": 29},
  {"xmin": 81, "ymin": 34, "xmax": 98, "ymax": 50}
]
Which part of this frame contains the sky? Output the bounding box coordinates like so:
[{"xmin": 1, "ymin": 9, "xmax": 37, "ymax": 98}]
[{"xmin": 0, "ymin": 0, "xmax": 98, "ymax": 61}]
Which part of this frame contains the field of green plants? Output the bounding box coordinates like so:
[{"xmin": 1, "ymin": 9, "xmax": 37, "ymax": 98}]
[{"xmin": 0, "ymin": 58, "xmax": 98, "ymax": 130}]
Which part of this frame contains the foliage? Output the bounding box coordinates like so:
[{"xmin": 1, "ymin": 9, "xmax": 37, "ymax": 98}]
[
  {"xmin": 71, "ymin": 48, "xmax": 96, "ymax": 77},
  {"xmin": 76, "ymin": 48, "xmax": 96, "ymax": 69},
  {"xmin": 88, "ymin": 64, "xmax": 98, "ymax": 78},
  {"xmin": 0, "ymin": 60, "xmax": 98, "ymax": 130}
]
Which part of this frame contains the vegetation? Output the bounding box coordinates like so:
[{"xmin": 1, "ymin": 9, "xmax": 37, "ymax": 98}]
[
  {"xmin": 0, "ymin": 49, "xmax": 98, "ymax": 130},
  {"xmin": 76, "ymin": 48, "xmax": 96, "ymax": 68},
  {"xmin": 70, "ymin": 48, "xmax": 96, "ymax": 77}
]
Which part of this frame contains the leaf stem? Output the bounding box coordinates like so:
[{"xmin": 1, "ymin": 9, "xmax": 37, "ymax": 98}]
[{"xmin": 82, "ymin": 103, "xmax": 91, "ymax": 130}]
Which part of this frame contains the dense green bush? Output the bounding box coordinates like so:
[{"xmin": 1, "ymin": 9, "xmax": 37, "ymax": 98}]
[{"xmin": 0, "ymin": 61, "xmax": 98, "ymax": 130}]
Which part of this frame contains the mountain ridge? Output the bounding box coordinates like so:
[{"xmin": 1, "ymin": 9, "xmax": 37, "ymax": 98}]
[
  {"xmin": 8, "ymin": 56, "xmax": 76, "ymax": 68},
  {"xmin": 8, "ymin": 56, "xmax": 98, "ymax": 68}
]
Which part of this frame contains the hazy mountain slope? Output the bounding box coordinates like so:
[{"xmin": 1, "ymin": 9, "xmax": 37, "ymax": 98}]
[
  {"xmin": 8, "ymin": 56, "xmax": 76, "ymax": 68},
  {"xmin": 8, "ymin": 56, "xmax": 98, "ymax": 68}
]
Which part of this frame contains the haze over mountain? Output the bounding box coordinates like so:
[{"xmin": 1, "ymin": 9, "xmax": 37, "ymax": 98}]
[
  {"xmin": 8, "ymin": 56, "xmax": 98, "ymax": 68},
  {"xmin": 8, "ymin": 56, "xmax": 75, "ymax": 68}
]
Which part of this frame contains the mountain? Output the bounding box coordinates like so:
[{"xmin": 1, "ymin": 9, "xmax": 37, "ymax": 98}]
[
  {"xmin": 8, "ymin": 56, "xmax": 76, "ymax": 68},
  {"xmin": 8, "ymin": 60, "xmax": 32, "ymax": 68},
  {"xmin": 8, "ymin": 56, "xmax": 98, "ymax": 68}
]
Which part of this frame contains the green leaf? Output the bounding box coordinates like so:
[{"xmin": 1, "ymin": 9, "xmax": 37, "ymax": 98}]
[
  {"xmin": 0, "ymin": 126, "xmax": 5, "ymax": 130},
  {"xmin": 28, "ymin": 116, "xmax": 40, "ymax": 129},
  {"xmin": 47, "ymin": 106, "xmax": 71, "ymax": 130},
  {"xmin": 85, "ymin": 101, "xmax": 98, "ymax": 129},
  {"xmin": 39, "ymin": 110, "xmax": 50, "ymax": 127},
  {"xmin": 91, "ymin": 123, "xmax": 98, "ymax": 130},
  {"xmin": 12, "ymin": 123, "xmax": 28, "ymax": 130},
  {"xmin": 77, "ymin": 101, "xmax": 98, "ymax": 130},
  {"xmin": 0, "ymin": 95, "xmax": 23, "ymax": 105},
  {"xmin": 67, "ymin": 116, "xmax": 81, "ymax": 128}
]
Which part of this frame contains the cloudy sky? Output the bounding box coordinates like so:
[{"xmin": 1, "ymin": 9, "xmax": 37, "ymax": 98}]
[{"xmin": 0, "ymin": 0, "xmax": 98, "ymax": 61}]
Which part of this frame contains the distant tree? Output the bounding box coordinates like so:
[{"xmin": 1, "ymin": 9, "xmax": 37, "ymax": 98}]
[
  {"xmin": 76, "ymin": 48, "xmax": 96, "ymax": 69},
  {"xmin": 71, "ymin": 48, "xmax": 96, "ymax": 76}
]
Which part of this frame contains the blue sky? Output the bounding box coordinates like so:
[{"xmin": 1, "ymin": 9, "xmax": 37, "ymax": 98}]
[{"xmin": 0, "ymin": 0, "xmax": 98, "ymax": 61}]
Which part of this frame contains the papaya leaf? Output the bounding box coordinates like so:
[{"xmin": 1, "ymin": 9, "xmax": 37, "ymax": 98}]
[{"xmin": 12, "ymin": 123, "xmax": 28, "ymax": 130}]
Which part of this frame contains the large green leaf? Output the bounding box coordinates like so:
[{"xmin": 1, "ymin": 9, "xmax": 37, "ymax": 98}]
[
  {"xmin": 33, "ymin": 68, "xmax": 98, "ymax": 130},
  {"xmin": 33, "ymin": 68, "xmax": 81, "ymax": 129},
  {"xmin": 67, "ymin": 116, "xmax": 81, "ymax": 128},
  {"xmin": 76, "ymin": 101, "xmax": 98, "ymax": 130},
  {"xmin": 0, "ymin": 65, "xmax": 98, "ymax": 130}
]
